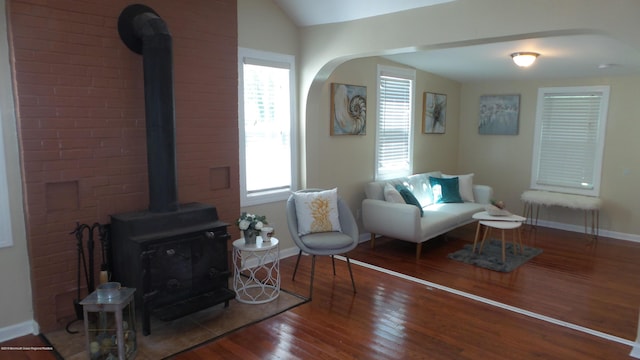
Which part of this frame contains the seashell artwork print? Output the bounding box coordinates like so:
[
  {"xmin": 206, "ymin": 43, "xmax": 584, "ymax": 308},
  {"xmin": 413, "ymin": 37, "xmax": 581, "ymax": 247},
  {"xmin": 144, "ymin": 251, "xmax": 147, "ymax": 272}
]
[{"xmin": 331, "ymin": 83, "xmax": 366, "ymax": 135}]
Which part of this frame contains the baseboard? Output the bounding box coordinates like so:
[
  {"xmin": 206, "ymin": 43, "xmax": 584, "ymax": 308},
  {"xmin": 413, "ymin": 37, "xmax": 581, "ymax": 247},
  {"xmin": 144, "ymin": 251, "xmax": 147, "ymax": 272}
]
[
  {"xmin": 279, "ymin": 245, "xmax": 300, "ymax": 259},
  {"xmin": 358, "ymin": 233, "xmax": 371, "ymax": 243},
  {"xmin": 534, "ymin": 219, "xmax": 640, "ymax": 243},
  {"xmin": 0, "ymin": 320, "xmax": 39, "ymax": 343}
]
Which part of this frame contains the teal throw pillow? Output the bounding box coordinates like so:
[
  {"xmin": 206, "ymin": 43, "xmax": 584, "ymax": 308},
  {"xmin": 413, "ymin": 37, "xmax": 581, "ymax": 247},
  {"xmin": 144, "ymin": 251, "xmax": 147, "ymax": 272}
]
[
  {"xmin": 429, "ymin": 176, "xmax": 464, "ymax": 204},
  {"xmin": 394, "ymin": 185, "xmax": 424, "ymax": 216}
]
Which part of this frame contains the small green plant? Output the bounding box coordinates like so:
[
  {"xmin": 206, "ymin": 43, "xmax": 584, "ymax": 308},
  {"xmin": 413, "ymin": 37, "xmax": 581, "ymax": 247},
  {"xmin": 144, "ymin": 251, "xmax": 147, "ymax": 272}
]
[{"xmin": 237, "ymin": 212, "xmax": 268, "ymax": 236}]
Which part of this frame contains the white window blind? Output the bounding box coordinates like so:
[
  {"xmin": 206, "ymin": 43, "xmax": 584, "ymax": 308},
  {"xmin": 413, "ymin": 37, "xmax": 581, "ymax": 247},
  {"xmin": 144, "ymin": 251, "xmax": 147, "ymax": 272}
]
[
  {"xmin": 238, "ymin": 48, "xmax": 297, "ymax": 206},
  {"xmin": 531, "ymin": 86, "xmax": 610, "ymax": 196},
  {"xmin": 375, "ymin": 66, "xmax": 415, "ymax": 180}
]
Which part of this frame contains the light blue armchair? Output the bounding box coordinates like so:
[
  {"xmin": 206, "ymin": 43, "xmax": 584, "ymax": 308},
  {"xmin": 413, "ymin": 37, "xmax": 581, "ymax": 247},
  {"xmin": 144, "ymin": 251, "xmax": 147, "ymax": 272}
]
[{"xmin": 286, "ymin": 189, "xmax": 358, "ymax": 299}]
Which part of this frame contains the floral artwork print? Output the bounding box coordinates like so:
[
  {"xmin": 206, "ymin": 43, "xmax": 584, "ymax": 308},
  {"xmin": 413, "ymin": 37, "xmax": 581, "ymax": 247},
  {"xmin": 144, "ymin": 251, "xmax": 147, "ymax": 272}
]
[
  {"xmin": 479, "ymin": 94, "xmax": 520, "ymax": 135},
  {"xmin": 423, "ymin": 92, "xmax": 446, "ymax": 134}
]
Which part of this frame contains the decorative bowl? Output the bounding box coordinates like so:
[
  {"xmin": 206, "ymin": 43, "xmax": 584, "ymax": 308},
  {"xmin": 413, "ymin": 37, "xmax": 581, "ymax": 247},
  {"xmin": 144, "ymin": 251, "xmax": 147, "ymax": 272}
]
[{"xmin": 485, "ymin": 204, "xmax": 511, "ymax": 216}]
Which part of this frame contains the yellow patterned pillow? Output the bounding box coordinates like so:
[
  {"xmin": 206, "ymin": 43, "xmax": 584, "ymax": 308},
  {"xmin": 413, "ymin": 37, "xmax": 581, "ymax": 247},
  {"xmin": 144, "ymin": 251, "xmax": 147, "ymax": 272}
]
[{"xmin": 293, "ymin": 188, "xmax": 342, "ymax": 235}]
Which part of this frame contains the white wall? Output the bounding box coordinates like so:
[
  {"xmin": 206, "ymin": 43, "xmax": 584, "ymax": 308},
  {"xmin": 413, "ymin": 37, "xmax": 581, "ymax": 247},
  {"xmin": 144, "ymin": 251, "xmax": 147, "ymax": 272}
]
[
  {"xmin": 0, "ymin": 0, "xmax": 37, "ymax": 340},
  {"xmin": 310, "ymin": 57, "xmax": 462, "ymax": 224},
  {"xmin": 459, "ymin": 76, "xmax": 640, "ymax": 237}
]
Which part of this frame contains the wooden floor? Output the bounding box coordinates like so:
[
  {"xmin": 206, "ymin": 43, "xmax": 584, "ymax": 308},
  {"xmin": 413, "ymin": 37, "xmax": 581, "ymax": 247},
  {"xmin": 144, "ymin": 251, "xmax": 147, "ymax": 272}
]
[{"xmin": 2, "ymin": 225, "xmax": 639, "ymax": 359}]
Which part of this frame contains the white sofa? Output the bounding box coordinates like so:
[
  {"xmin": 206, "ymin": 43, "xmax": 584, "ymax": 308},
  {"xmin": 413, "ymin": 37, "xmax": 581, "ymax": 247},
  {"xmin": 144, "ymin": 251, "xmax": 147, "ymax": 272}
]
[{"xmin": 362, "ymin": 171, "xmax": 493, "ymax": 258}]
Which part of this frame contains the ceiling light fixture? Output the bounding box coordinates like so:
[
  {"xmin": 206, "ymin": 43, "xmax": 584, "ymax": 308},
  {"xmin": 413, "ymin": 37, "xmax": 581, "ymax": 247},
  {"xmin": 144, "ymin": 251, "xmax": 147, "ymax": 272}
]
[{"xmin": 511, "ymin": 52, "xmax": 539, "ymax": 67}]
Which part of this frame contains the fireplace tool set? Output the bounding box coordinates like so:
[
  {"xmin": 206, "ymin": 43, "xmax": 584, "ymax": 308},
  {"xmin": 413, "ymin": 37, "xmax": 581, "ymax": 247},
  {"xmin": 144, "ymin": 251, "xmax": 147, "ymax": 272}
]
[{"xmin": 66, "ymin": 222, "xmax": 110, "ymax": 334}]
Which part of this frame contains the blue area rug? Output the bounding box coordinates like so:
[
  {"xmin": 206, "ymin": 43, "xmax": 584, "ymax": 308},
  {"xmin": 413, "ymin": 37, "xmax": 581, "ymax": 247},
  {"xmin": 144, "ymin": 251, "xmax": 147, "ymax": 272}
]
[{"xmin": 447, "ymin": 239, "xmax": 542, "ymax": 272}]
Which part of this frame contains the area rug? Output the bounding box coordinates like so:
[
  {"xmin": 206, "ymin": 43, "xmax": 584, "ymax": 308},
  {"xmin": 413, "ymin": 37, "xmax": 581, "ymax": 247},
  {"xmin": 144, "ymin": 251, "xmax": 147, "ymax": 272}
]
[
  {"xmin": 447, "ymin": 239, "xmax": 543, "ymax": 272},
  {"xmin": 43, "ymin": 288, "xmax": 308, "ymax": 360}
]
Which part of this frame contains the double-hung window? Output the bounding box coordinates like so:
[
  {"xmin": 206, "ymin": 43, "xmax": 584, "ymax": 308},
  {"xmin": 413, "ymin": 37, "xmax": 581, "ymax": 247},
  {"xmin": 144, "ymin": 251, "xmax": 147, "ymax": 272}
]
[
  {"xmin": 0, "ymin": 6, "xmax": 13, "ymax": 248},
  {"xmin": 0, "ymin": 112, "xmax": 11, "ymax": 248},
  {"xmin": 531, "ymin": 86, "xmax": 610, "ymax": 196},
  {"xmin": 375, "ymin": 65, "xmax": 415, "ymax": 180},
  {"xmin": 238, "ymin": 48, "xmax": 297, "ymax": 206}
]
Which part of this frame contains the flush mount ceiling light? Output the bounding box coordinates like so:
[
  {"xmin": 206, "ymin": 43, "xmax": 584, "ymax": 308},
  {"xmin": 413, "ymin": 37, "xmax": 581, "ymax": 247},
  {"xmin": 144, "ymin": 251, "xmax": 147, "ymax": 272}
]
[{"xmin": 511, "ymin": 52, "xmax": 540, "ymax": 67}]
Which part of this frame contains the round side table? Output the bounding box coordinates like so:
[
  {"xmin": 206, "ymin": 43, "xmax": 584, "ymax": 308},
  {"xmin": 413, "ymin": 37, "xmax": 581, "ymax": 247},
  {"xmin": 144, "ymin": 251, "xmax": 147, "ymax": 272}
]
[
  {"xmin": 232, "ymin": 236, "xmax": 280, "ymax": 304},
  {"xmin": 472, "ymin": 211, "xmax": 525, "ymax": 262}
]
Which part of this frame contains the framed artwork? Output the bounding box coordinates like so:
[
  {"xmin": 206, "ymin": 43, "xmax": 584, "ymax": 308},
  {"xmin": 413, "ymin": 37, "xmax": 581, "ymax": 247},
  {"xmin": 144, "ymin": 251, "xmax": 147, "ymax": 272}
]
[
  {"xmin": 478, "ymin": 94, "xmax": 520, "ymax": 135},
  {"xmin": 422, "ymin": 92, "xmax": 447, "ymax": 134},
  {"xmin": 330, "ymin": 83, "xmax": 366, "ymax": 135}
]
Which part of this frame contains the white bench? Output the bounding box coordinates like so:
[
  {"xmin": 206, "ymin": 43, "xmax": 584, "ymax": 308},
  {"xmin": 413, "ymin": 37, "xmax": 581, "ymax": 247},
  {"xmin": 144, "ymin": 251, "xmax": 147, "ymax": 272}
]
[{"xmin": 521, "ymin": 190, "xmax": 602, "ymax": 238}]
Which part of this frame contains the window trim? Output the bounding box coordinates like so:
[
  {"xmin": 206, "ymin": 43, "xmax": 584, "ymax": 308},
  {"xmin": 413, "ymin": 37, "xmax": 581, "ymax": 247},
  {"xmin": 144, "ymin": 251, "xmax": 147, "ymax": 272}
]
[
  {"xmin": 0, "ymin": 4, "xmax": 14, "ymax": 248},
  {"xmin": 0, "ymin": 112, "xmax": 11, "ymax": 249},
  {"xmin": 238, "ymin": 47, "xmax": 297, "ymax": 206},
  {"xmin": 530, "ymin": 85, "xmax": 610, "ymax": 196},
  {"xmin": 374, "ymin": 65, "xmax": 415, "ymax": 181}
]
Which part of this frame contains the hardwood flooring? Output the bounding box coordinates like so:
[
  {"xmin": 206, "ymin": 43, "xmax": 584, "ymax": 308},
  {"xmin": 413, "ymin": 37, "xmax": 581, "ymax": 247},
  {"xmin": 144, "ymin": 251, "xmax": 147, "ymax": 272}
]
[
  {"xmin": 2, "ymin": 225, "xmax": 639, "ymax": 359},
  {"xmin": 172, "ymin": 225, "xmax": 640, "ymax": 360}
]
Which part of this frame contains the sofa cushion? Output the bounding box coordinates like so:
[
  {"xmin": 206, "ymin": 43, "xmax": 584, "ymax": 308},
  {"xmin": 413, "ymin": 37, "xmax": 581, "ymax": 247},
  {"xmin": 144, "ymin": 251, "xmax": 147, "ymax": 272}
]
[
  {"xmin": 432, "ymin": 202, "xmax": 486, "ymax": 223},
  {"xmin": 365, "ymin": 176, "xmax": 409, "ymax": 201},
  {"xmin": 300, "ymin": 231, "xmax": 353, "ymax": 250},
  {"xmin": 293, "ymin": 188, "xmax": 342, "ymax": 235},
  {"xmin": 364, "ymin": 171, "xmax": 442, "ymax": 202},
  {"xmin": 384, "ymin": 183, "xmax": 405, "ymax": 203},
  {"xmin": 395, "ymin": 184, "xmax": 424, "ymax": 216},
  {"xmin": 419, "ymin": 210, "xmax": 461, "ymax": 238},
  {"xmin": 407, "ymin": 174, "xmax": 430, "ymax": 206},
  {"xmin": 443, "ymin": 173, "xmax": 475, "ymax": 202},
  {"xmin": 429, "ymin": 176, "xmax": 463, "ymax": 203}
]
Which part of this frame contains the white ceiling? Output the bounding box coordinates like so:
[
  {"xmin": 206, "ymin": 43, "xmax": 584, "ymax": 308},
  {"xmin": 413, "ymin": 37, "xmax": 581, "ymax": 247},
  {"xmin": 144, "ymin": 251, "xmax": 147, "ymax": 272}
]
[
  {"xmin": 272, "ymin": 0, "xmax": 640, "ymax": 82},
  {"xmin": 272, "ymin": 0, "xmax": 454, "ymax": 27}
]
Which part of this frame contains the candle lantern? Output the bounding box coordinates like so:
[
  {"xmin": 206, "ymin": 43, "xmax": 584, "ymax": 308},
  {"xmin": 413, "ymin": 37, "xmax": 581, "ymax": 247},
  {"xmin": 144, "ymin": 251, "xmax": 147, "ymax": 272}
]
[{"xmin": 80, "ymin": 284, "xmax": 137, "ymax": 360}]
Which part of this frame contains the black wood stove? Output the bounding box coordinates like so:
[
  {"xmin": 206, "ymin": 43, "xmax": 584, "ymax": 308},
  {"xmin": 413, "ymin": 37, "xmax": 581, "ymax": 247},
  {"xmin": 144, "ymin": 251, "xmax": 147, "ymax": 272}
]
[
  {"xmin": 110, "ymin": 4, "xmax": 235, "ymax": 336},
  {"xmin": 110, "ymin": 203, "xmax": 234, "ymax": 336}
]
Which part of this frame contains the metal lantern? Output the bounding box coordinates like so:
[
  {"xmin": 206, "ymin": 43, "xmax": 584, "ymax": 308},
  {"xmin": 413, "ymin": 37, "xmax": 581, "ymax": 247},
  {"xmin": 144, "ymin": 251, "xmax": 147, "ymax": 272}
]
[{"xmin": 80, "ymin": 284, "xmax": 137, "ymax": 360}]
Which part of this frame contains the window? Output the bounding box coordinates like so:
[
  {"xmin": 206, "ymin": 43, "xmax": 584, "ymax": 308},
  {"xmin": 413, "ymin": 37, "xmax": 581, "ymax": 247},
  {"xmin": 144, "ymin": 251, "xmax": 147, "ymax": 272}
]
[
  {"xmin": 531, "ymin": 86, "xmax": 610, "ymax": 196},
  {"xmin": 0, "ymin": 116, "xmax": 11, "ymax": 248},
  {"xmin": 0, "ymin": 5, "xmax": 13, "ymax": 248},
  {"xmin": 375, "ymin": 65, "xmax": 415, "ymax": 180},
  {"xmin": 238, "ymin": 48, "xmax": 297, "ymax": 206}
]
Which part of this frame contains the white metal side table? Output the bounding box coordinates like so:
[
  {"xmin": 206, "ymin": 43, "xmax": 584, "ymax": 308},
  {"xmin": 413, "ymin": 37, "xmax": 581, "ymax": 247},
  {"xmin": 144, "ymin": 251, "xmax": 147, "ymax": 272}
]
[{"xmin": 232, "ymin": 236, "xmax": 280, "ymax": 304}]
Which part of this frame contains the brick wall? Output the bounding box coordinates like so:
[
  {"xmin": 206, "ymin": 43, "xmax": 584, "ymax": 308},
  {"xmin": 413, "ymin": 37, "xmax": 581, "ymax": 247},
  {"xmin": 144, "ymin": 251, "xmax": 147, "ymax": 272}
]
[{"xmin": 8, "ymin": 0, "xmax": 239, "ymax": 332}]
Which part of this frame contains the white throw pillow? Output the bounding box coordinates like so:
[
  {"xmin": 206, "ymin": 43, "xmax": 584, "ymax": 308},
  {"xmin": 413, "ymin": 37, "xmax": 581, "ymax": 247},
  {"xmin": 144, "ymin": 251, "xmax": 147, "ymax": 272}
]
[
  {"xmin": 384, "ymin": 183, "xmax": 405, "ymax": 204},
  {"xmin": 407, "ymin": 174, "xmax": 435, "ymax": 206},
  {"xmin": 442, "ymin": 173, "xmax": 475, "ymax": 202},
  {"xmin": 293, "ymin": 188, "xmax": 342, "ymax": 235}
]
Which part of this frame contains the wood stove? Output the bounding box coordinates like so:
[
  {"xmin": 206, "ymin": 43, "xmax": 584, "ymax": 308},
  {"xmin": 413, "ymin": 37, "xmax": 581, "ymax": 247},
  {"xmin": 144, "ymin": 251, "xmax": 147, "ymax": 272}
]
[
  {"xmin": 110, "ymin": 203, "xmax": 234, "ymax": 336},
  {"xmin": 110, "ymin": 4, "xmax": 235, "ymax": 336}
]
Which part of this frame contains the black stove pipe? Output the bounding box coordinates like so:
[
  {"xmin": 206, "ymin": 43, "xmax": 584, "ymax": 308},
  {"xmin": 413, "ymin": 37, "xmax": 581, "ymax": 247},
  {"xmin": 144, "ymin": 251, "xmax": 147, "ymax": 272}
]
[{"xmin": 118, "ymin": 4, "xmax": 178, "ymax": 213}]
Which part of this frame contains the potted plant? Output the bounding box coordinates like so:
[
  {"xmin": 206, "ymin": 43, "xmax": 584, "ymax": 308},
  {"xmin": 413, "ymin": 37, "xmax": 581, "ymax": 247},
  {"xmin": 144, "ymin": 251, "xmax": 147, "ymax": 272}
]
[{"xmin": 236, "ymin": 212, "xmax": 267, "ymax": 244}]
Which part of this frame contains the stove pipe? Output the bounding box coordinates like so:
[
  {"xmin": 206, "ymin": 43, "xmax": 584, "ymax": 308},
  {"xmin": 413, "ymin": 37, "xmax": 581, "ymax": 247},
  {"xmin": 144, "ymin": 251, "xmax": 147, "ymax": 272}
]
[{"xmin": 118, "ymin": 4, "xmax": 178, "ymax": 213}]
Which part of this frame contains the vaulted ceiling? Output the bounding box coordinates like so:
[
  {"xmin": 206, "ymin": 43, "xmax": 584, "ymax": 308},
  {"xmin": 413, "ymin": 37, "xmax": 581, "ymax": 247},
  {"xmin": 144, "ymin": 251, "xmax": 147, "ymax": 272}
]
[{"xmin": 272, "ymin": 0, "xmax": 640, "ymax": 82}]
